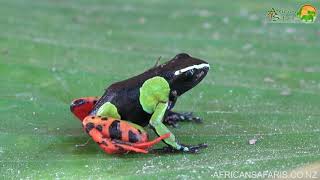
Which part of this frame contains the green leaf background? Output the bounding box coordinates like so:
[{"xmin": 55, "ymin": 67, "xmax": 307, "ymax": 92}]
[{"xmin": 1, "ymin": 0, "xmax": 319, "ymax": 179}]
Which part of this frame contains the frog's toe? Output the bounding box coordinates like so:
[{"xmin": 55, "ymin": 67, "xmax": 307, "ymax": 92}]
[
  {"xmin": 151, "ymin": 143, "xmax": 208, "ymax": 154},
  {"xmin": 164, "ymin": 111, "xmax": 202, "ymax": 127},
  {"xmin": 163, "ymin": 114, "xmax": 180, "ymax": 127},
  {"xmin": 179, "ymin": 112, "xmax": 202, "ymax": 123},
  {"xmin": 180, "ymin": 143, "xmax": 208, "ymax": 153},
  {"xmin": 150, "ymin": 146, "xmax": 181, "ymax": 154}
]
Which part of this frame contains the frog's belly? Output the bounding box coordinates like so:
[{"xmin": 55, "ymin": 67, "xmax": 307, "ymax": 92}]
[
  {"xmin": 92, "ymin": 100, "xmax": 151, "ymax": 127},
  {"xmin": 91, "ymin": 85, "xmax": 153, "ymax": 126},
  {"xmin": 110, "ymin": 98, "xmax": 151, "ymax": 127},
  {"xmin": 119, "ymin": 107, "xmax": 151, "ymax": 127},
  {"xmin": 95, "ymin": 90, "xmax": 151, "ymax": 127}
]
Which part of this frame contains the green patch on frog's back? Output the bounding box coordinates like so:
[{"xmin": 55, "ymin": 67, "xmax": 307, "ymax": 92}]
[
  {"xmin": 139, "ymin": 76, "xmax": 170, "ymax": 114},
  {"xmin": 97, "ymin": 102, "xmax": 121, "ymax": 119}
]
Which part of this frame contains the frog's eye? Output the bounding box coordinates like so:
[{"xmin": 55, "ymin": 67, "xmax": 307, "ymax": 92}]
[
  {"xmin": 163, "ymin": 71, "xmax": 174, "ymax": 79},
  {"xmin": 185, "ymin": 69, "xmax": 194, "ymax": 78}
]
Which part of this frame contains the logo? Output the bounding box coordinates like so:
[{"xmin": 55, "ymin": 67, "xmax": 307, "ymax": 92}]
[
  {"xmin": 267, "ymin": 8, "xmax": 281, "ymax": 22},
  {"xmin": 296, "ymin": 4, "xmax": 317, "ymax": 23},
  {"xmin": 266, "ymin": 4, "xmax": 318, "ymax": 23}
]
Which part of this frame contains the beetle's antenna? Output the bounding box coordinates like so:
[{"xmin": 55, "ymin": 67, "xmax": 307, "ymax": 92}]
[{"xmin": 154, "ymin": 56, "xmax": 161, "ymax": 67}]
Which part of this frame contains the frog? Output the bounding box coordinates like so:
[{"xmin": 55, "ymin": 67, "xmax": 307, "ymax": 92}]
[{"xmin": 70, "ymin": 53, "xmax": 210, "ymax": 154}]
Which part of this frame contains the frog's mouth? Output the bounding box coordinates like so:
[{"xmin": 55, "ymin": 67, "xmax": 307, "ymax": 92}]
[
  {"xmin": 193, "ymin": 66, "xmax": 209, "ymax": 84},
  {"xmin": 171, "ymin": 64, "xmax": 210, "ymax": 96},
  {"xmin": 196, "ymin": 70, "xmax": 205, "ymax": 80}
]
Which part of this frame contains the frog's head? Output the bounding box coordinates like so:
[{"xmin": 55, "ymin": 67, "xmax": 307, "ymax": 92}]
[
  {"xmin": 70, "ymin": 97, "xmax": 99, "ymax": 121},
  {"xmin": 160, "ymin": 53, "xmax": 210, "ymax": 96}
]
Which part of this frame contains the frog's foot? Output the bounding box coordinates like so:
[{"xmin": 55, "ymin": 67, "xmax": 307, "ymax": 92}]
[
  {"xmin": 164, "ymin": 111, "xmax": 202, "ymax": 127},
  {"xmin": 151, "ymin": 143, "xmax": 208, "ymax": 154}
]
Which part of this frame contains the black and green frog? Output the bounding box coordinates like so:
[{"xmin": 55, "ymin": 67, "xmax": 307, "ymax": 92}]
[{"xmin": 70, "ymin": 53, "xmax": 210, "ymax": 154}]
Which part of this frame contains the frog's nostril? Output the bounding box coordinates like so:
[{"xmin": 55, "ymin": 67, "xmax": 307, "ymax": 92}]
[{"xmin": 202, "ymin": 65, "xmax": 210, "ymax": 72}]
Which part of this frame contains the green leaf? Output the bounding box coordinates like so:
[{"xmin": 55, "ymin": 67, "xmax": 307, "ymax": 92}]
[{"xmin": 1, "ymin": 0, "xmax": 320, "ymax": 179}]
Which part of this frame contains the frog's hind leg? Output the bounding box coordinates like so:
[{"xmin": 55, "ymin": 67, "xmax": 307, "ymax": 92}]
[
  {"xmin": 131, "ymin": 133, "xmax": 170, "ymax": 149},
  {"xmin": 164, "ymin": 111, "xmax": 202, "ymax": 127},
  {"xmin": 86, "ymin": 127, "xmax": 169, "ymax": 154},
  {"xmin": 87, "ymin": 128, "xmax": 148, "ymax": 154},
  {"xmin": 112, "ymin": 133, "xmax": 170, "ymax": 152},
  {"xmin": 83, "ymin": 116, "xmax": 170, "ymax": 154}
]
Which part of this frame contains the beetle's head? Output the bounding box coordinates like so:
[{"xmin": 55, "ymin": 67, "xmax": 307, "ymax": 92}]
[
  {"xmin": 70, "ymin": 97, "xmax": 99, "ymax": 121},
  {"xmin": 160, "ymin": 53, "xmax": 210, "ymax": 96}
]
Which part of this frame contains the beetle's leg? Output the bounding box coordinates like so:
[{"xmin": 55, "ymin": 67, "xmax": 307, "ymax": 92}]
[{"xmin": 164, "ymin": 111, "xmax": 202, "ymax": 127}]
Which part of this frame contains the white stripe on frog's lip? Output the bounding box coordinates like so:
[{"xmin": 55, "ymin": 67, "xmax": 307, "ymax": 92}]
[{"xmin": 174, "ymin": 63, "xmax": 210, "ymax": 76}]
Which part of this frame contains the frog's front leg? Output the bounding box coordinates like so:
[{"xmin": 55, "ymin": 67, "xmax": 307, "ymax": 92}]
[
  {"xmin": 149, "ymin": 102, "xmax": 206, "ymax": 153},
  {"xmin": 166, "ymin": 90, "xmax": 202, "ymax": 127},
  {"xmin": 140, "ymin": 76, "xmax": 207, "ymax": 153}
]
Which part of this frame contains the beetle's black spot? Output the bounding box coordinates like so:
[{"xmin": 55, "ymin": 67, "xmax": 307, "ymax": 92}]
[
  {"xmin": 138, "ymin": 129, "xmax": 142, "ymax": 134},
  {"xmin": 85, "ymin": 122, "xmax": 95, "ymax": 133},
  {"xmin": 109, "ymin": 120, "xmax": 122, "ymax": 140},
  {"xmin": 101, "ymin": 117, "xmax": 108, "ymax": 121},
  {"xmin": 98, "ymin": 116, "xmax": 101, "ymax": 118},
  {"xmin": 93, "ymin": 100, "xmax": 97, "ymax": 104},
  {"xmin": 129, "ymin": 130, "xmax": 139, "ymax": 143},
  {"xmin": 96, "ymin": 125, "xmax": 103, "ymax": 132},
  {"xmin": 91, "ymin": 117, "xmax": 95, "ymax": 119},
  {"xmin": 174, "ymin": 53, "xmax": 190, "ymax": 60}
]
